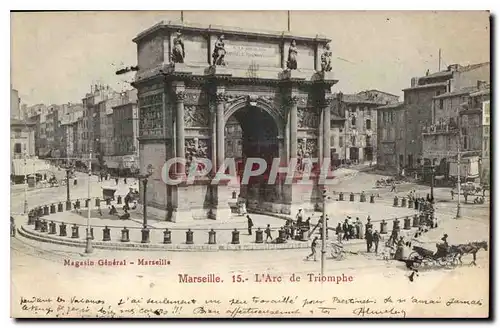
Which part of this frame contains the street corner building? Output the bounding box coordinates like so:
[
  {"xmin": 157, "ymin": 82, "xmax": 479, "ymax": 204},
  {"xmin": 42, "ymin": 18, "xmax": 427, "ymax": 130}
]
[{"xmin": 131, "ymin": 22, "xmax": 346, "ymax": 222}]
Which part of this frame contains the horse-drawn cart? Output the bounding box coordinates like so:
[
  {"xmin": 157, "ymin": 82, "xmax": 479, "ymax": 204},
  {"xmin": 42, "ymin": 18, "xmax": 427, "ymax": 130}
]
[{"xmin": 408, "ymin": 245, "xmax": 457, "ymax": 268}]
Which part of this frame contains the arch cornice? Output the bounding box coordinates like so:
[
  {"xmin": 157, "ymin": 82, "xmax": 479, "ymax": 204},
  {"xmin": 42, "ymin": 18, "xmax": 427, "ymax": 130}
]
[{"xmin": 224, "ymin": 95, "xmax": 285, "ymax": 138}]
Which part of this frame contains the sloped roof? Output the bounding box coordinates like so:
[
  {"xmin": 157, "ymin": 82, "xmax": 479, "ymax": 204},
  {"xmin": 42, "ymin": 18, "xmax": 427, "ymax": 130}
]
[
  {"xmin": 11, "ymin": 118, "xmax": 36, "ymax": 126},
  {"xmin": 376, "ymin": 102, "xmax": 405, "ymax": 110},
  {"xmin": 342, "ymin": 94, "xmax": 387, "ymax": 105},
  {"xmin": 433, "ymin": 86, "xmax": 479, "ymax": 99},
  {"xmin": 403, "ymin": 82, "xmax": 448, "ymax": 91}
]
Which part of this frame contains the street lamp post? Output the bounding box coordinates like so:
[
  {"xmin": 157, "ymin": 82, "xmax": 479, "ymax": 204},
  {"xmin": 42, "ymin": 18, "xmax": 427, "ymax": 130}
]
[
  {"xmin": 430, "ymin": 164, "xmax": 435, "ymax": 202},
  {"xmin": 140, "ymin": 165, "xmax": 154, "ymax": 243},
  {"xmin": 23, "ymin": 153, "xmax": 28, "ymax": 214},
  {"xmin": 85, "ymin": 150, "xmax": 93, "ymax": 254},
  {"xmin": 320, "ymin": 189, "xmax": 328, "ymax": 277}
]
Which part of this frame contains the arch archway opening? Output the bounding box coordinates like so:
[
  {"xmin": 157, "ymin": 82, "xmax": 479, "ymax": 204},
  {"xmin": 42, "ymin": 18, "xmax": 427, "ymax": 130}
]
[{"xmin": 224, "ymin": 105, "xmax": 281, "ymax": 203}]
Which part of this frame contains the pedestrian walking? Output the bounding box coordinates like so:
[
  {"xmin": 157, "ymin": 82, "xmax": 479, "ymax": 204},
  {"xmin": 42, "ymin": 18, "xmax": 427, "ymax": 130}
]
[
  {"xmin": 390, "ymin": 182, "xmax": 396, "ymax": 192},
  {"xmin": 335, "ymin": 223, "xmax": 343, "ymax": 243},
  {"xmin": 451, "ymin": 189, "xmax": 455, "ymax": 200},
  {"xmin": 342, "ymin": 219, "xmax": 350, "ymax": 241},
  {"xmin": 365, "ymin": 228, "xmax": 373, "ymax": 252},
  {"xmin": 365, "ymin": 216, "xmax": 373, "ymax": 233},
  {"xmin": 305, "ymin": 237, "xmax": 319, "ymax": 261},
  {"xmin": 355, "ymin": 217, "xmax": 361, "ymax": 239},
  {"xmin": 296, "ymin": 208, "xmax": 304, "ymax": 223},
  {"xmin": 373, "ymin": 230, "xmax": 380, "ymax": 254},
  {"xmin": 265, "ymin": 224, "xmax": 272, "ymax": 242},
  {"xmin": 247, "ymin": 215, "xmax": 254, "ymax": 235},
  {"xmin": 115, "ymin": 177, "xmax": 119, "ymax": 185},
  {"xmin": 124, "ymin": 177, "xmax": 127, "ymax": 184}
]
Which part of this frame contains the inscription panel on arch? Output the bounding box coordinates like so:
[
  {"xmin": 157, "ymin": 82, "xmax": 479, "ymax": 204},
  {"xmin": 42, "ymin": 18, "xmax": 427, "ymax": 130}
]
[{"xmin": 225, "ymin": 38, "xmax": 281, "ymax": 68}]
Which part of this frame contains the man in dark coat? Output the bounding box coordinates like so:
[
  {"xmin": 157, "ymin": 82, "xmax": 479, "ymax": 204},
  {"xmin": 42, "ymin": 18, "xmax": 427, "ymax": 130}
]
[
  {"xmin": 342, "ymin": 219, "xmax": 350, "ymax": 241},
  {"xmin": 247, "ymin": 215, "xmax": 254, "ymax": 235},
  {"xmin": 365, "ymin": 228, "xmax": 373, "ymax": 252},
  {"xmin": 265, "ymin": 224, "xmax": 272, "ymax": 242}
]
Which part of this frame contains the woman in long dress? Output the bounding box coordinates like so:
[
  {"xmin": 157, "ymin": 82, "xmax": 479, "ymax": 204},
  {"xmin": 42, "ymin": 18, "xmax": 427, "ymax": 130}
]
[{"xmin": 237, "ymin": 194, "xmax": 247, "ymax": 216}]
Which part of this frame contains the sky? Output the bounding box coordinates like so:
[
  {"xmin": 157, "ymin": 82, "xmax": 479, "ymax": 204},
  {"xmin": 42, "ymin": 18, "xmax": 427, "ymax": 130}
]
[{"xmin": 11, "ymin": 11, "xmax": 490, "ymax": 106}]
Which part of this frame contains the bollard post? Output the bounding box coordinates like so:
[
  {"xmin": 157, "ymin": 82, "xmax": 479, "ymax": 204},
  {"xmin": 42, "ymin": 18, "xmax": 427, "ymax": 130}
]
[
  {"xmin": 59, "ymin": 222, "xmax": 67, "ymax": 236},
  {"xmin": 412, "ymin": 214, "xmax": 419, "ymax": 228},
  {"xmin": 95, "ymin": 198, "xmax": 100, "ymax": 207},
  {"xmin": 208, "ymin": 229, "xmax": 216, "ymax": 244},
  {"xmin": 43, "ymin": 205, "xmax": 49, "ymax": 216},
  {"xmin": 380, "ymin": 220, "xmax": 388, "ymax": 234},
  {"xmin": 117, "ymin": 195, "xmax": 122, "ymax": 205},
  {"xmin": 102, "ymin": 226, "xmax": 111, "ymax": 241},
  {"xmin": 49, "ymin": 221, "xmax": 57, "ymax": 234},
  {"xmin": 339, "ymin": 192, "xmax": 344, "ymax": 201},
  {"xmin": 163, "ymin": 229, "xmax": 172, "ymax": 244},
  {"xmin": 71, "ymin": 224, "xmax": 79, "ymax": 238},
  {"xmin": 393, "ymin": 196, "xmax": 399, "ymax": 207},
  {"xmin": 360, "ymin": 193, "xmax": 366, "ymax": 202},
  {"xmin": 50, "ymin": 204, "xmax": 56, "ymax": 214},
  {"xmin": 40, "ymin": 220, "xmax": 48, "ymax": 233},
  {"xmin": 66, "ymin": 200, "xmax": 72, "ymax": 211},
  {"xmin": 34, "ymin": 217, "xmax": 41, "ymax": 231},
  {"xmin": 401, "ymin": 197, "xmax": 407, "ymax": 208},
  {"xmin": 403, "ymin": 216, "xmax": 410, "ymax": 230},
  {"xmin": 141, "ymin": 228, "xmax": 150, "ymax": 244},
  {"xmin": 27, "ymin": 213, "xmax": 35, "ymax": 225},
  {"xmin": 186, "ymin": 229, "xmax": 194, "ymax": 244},
  {"xmin": 393, "ymin": 218, "xmax": 400, "ymax": 231},
  {"xmin": 58, "ymin": 202, "xmax": 63, "ymax": 212},
  {"xmin": 231, "ymin": 229, "xmax": 240, "ymax": 245},
  {"xmin": 121, "ymin": 227, "xmax": 130, "ymax": 242},
  {"xmin": 255, "ymin": 228, "xmax": 263, "ymax": 243},
  {"xmin": 370, "ymin": 194, "xmax": 375, "ymax": 203},
  {"xmin": 349, "ymin": 193, "xmax": 354, "ymax": 202},
  {"xmin": 278, "ymin": 228, "xmax": 286, "ymax": 243}
]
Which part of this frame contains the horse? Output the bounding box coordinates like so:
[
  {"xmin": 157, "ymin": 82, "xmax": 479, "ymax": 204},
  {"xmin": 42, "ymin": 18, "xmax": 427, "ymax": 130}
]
[{"xmin": 452, "ymin": 241, "xmax": 488, "ymax": 266}]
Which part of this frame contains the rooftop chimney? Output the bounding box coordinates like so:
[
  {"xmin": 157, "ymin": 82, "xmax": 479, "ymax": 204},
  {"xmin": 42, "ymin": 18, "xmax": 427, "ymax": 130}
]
[{"xmin": 411, "ymin": 77, "xmax": 419, "ymax": 87}]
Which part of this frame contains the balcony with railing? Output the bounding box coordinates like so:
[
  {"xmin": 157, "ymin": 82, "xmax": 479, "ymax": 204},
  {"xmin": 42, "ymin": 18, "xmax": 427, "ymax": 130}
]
[{"xmin": 422, "ymin": 122, "xmax": 459, "ymax": 135}]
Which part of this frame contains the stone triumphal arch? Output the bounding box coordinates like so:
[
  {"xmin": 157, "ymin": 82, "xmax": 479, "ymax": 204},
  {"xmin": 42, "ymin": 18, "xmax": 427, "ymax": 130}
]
[{"xmin": 132, "ymin": 22, "xmax": 339, "ymax": 222}]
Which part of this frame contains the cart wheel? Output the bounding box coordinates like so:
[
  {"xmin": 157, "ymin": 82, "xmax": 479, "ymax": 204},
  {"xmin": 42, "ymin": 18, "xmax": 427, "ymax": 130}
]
[
  {"xmin": 437, "ymin": 257, "xmax": 448, "ymax": 266},
  {"xmin": 408, "ymin": 252, "xmax": 422, "ymax": 268}
]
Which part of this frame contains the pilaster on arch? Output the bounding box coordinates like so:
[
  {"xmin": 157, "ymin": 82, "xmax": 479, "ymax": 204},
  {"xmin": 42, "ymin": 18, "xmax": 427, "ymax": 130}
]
[{"xmin": 223, "ymin": 96, "xmax": 285, "ymax": 137}]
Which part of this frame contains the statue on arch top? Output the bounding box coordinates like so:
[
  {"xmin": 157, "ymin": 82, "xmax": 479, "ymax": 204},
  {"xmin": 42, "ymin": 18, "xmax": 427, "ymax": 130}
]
[
  {"xmin": 212, "ymin": 35, "xmax": 226, "ymax": 66},
  {"xmin": 321, "ymin": 43, "xmax": 332, "ymax": 72},
  {"xmin": 171, "ymin": 30, "xmax": 185, "ymax": 64},
  {"xmin": 286, "ymin": 40, "xmax": 298, "ymax": 70}
]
